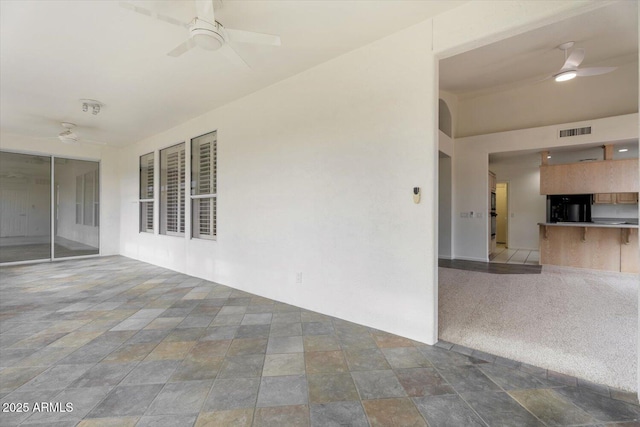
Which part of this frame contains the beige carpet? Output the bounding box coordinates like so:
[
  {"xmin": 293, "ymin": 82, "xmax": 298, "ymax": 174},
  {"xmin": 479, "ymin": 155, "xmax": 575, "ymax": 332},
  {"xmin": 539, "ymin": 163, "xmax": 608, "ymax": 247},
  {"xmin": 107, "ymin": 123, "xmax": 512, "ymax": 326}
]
[{"xmin": 438, "ymin": 265, "xmax": 638, "ymax": 392}]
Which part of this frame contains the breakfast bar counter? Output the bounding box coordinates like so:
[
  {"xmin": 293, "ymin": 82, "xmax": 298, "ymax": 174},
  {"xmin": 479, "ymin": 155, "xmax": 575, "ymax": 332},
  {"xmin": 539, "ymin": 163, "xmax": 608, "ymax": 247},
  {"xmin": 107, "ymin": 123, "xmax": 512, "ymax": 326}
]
[{"xmin": 538, "ymin": 222, "xmax": 639, "ymax": 273}]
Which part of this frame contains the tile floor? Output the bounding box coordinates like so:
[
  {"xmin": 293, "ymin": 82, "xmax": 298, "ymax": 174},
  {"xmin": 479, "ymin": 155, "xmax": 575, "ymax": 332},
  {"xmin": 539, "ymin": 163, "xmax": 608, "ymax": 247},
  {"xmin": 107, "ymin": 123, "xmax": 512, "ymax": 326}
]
[
  {"xmin": 490, "ymin": 244, "xmax": 540, "ymax": 265},
  {"xmin": 0, "ymin": 256, "xmax": 638, "ymax": 427},
  {"xmin": 438, "ymin": 259, "xmax": 542, "ymax": 275}
]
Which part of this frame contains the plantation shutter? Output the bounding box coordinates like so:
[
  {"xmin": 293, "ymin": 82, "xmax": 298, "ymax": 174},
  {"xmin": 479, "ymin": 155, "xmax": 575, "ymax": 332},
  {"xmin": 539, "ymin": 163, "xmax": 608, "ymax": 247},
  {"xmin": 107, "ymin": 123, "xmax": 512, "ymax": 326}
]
[{"xmin": 166, "ymin": 150, "xmax": 180, "ymax": 233}]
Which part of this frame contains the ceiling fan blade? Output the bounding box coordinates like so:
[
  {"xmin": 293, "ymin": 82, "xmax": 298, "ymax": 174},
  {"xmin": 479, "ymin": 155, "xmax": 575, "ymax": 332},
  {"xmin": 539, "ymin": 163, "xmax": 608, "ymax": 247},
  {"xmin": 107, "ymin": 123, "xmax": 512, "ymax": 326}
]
[
  {"xmin": 195, "ymin": 0, "xmax": 215, "ymax": 23},
  {"xmin": 119, "ymin": 1, "xmax": 189, "ymax": 28},
  {"xmin": 225, "ymin": 28, "xmax": 281, "ymax": 46},
  {"xmin": 561, "ymin": 48, "xmax": 585, "ymax": 71},
  {"xmin": 167, "ymin": 39, "xmax": 196, "ymax": 57},
  {"xmin": 576, "ymin": 67, "xmax": 617, "ymax": 77},
  {"xmin": 218, "ymin": 44, "xmax": 250, "ymax": 70}
]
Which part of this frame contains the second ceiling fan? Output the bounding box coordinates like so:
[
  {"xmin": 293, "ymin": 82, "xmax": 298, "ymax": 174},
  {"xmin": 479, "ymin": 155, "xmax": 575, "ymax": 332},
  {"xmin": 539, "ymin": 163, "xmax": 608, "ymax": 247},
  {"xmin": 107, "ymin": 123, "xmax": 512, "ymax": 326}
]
[{"xmin": 552, "ymin": 41, "xmax": 617, "ymax": 82}]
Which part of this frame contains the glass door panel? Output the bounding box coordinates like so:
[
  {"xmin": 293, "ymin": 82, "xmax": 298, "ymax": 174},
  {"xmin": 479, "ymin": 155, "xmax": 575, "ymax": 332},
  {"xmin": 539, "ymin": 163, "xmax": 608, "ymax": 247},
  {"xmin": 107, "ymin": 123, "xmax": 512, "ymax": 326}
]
[
  {"xmin": 0, "ymin": 152, "xmax": 52, "ymax": 263},
  {"xmin": 53, "ymin": 158, "xmax": 99, "ymax": 258}
]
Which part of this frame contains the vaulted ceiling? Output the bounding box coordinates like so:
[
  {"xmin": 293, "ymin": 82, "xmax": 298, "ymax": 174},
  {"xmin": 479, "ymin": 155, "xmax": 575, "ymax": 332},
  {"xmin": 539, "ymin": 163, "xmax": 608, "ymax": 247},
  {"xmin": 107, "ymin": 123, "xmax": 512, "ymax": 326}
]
[{"xmin": 440, "ymin": 0, "xmax": 638, "ymax": 98}]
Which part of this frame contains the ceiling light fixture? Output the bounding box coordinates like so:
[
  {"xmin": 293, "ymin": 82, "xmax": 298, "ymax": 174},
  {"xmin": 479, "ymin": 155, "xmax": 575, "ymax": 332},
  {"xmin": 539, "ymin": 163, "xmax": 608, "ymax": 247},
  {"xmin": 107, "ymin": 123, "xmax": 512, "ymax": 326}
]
[
  {"xmin": 190, "ymin": 19, "xmax": 224, "ymax": 51},
  {"xmin": 554, "ymin": 70, "xmax": 577, "ymax": 82},
  {"xmin": 80, "ymin": 99, "xmax": 103, "ymax": 115},
  {"xmin": 618, "ymin": 148, "xmax": 629, "ymax": 152},
  {"xmin": 58, "ymin": 122, "xmax": 78, "ymax": 144}
]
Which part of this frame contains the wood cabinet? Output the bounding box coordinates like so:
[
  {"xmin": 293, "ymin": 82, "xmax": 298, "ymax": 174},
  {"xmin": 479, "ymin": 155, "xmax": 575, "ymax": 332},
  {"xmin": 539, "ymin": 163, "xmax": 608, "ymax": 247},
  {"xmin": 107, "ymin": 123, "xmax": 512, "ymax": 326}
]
[
  {"xmin": 621, "ymin": 228, "xmax": 639, "ymax": 273},
  {"xmin": 593, "ymin": 192, "xmax": 639, "ymax": 204},
  {"xmin": 594, "ymin": 193, "xmax": 615, "ymax": 204},
  {"xmin": 539, "ymin": 225, "xmax": 639, "ymax": 272},
  {"xmin": 616, "ymin": 192, "xmax": 639, "ymax": 204},
  {"xmin": 540, "ymin": 158, "xmax": 639, "ymax": 195}
]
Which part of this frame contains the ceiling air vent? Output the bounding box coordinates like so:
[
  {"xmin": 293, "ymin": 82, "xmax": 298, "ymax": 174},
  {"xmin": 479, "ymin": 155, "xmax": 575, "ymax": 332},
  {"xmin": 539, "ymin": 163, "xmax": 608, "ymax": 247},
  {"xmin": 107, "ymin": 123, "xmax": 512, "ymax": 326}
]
[{"xmin": 559, "ymin": 126, "xmax": 591, "ymax": 138}]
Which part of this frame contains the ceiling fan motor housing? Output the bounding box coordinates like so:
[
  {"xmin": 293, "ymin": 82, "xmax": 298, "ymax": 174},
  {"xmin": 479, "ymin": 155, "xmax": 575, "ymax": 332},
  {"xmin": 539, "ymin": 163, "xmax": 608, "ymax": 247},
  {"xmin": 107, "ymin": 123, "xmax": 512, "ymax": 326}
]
[{"xmin": 189, "ymin": 18, "xmax": 225, "ymax": 51}]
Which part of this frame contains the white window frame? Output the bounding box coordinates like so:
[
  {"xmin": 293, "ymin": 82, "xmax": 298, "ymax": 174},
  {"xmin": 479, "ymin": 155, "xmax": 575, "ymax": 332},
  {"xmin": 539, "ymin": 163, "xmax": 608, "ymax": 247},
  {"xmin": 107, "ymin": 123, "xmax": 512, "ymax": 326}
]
[
  {"xmin": 139, "ymin": 152, "xmax": 155, "ymax": 233},
  {"xmin": 191, "ymin": 131, "xmax": 217, "ymax": 240}
]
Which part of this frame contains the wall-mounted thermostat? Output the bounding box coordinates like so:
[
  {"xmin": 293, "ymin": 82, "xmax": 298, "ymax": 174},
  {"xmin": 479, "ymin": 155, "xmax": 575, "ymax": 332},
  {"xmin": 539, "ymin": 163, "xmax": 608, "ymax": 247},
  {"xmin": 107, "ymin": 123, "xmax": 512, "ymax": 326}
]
[{"xmin": 413, "ymin": 187, "xmax": 421, "ymax": 204}]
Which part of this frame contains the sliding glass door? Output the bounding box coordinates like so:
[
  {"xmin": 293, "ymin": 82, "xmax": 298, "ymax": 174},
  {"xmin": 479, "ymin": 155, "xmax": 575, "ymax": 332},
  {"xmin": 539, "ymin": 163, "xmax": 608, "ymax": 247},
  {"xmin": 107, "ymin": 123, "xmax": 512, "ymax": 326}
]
[
  {"xmin": 0, "ymin": 152, "xmax": 52, "ymax": 263},
  {"xmin": 0, "ymin": 151, "xmax": 99, "ymax": 264}
]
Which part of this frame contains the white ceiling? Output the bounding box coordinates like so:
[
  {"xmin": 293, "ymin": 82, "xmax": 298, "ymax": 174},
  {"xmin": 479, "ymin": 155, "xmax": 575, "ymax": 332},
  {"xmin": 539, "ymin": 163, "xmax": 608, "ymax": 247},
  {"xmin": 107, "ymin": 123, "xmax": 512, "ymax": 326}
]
[
  {"xmin": 3, "ymin": 1, "xmax": 637, "ymax": 149},
  {"xmin": 440, "ymin": 0, "xmax": 638, "ymax": 98},
  {"xmin": 0, "ymin": 0, "xmax": 465, "ymax": 146}
]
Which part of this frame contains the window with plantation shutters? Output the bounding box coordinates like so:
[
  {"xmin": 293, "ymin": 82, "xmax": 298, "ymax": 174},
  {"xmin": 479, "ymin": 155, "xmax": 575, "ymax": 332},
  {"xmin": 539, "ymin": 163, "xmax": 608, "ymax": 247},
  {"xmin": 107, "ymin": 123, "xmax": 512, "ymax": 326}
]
[
  {"xmin": 139, "ymin": 152, "xmax": 154, "ymax": 233},
  {"xmin": 160, "ymin": 143, "xmax": 186, "ymax": 236},
  {"xmin": 191, "ymin": 131, "xmax": 217, "ymax": 239}
]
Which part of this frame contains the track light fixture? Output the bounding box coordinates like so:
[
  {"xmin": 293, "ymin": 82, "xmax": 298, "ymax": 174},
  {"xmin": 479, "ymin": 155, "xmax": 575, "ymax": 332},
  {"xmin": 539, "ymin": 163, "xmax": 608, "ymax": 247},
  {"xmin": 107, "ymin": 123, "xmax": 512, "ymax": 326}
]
[{"xmin": 80, "ymin": 99, "xmax": 103, "ymax": 116}]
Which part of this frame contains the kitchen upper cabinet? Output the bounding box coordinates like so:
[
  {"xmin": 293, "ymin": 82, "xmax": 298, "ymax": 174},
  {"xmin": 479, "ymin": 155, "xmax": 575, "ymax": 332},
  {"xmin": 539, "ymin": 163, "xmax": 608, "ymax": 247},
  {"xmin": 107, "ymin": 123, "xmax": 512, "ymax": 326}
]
[
  {"xmin": 594, "ymin": 193, "xmax": 615, "ymax": 204},
  {"xmin": 616, "ymin": 192, "xmax": 639, "ymax": 204},
  {"xmin": 594, "ymin": 192, "xmax": 639, "ymax": 204},
  {"xmin": 540, "ymin": 158, "xmax": 639, "ymax": 195}
]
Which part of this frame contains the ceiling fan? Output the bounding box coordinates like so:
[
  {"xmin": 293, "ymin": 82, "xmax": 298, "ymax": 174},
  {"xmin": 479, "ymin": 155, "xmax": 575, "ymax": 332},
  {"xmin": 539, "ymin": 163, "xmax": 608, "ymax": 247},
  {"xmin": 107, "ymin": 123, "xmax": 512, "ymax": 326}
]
[
  {"xmin": 120, "ymin": 0, "xmax": 281, "ymax": 68},
  {"xmin": 552, "ymin": 41, "xmax": 617, "ymax": 82},
  {"xmin": 56, "ymin": 123, "xmax": 105, "ymax": 145}
]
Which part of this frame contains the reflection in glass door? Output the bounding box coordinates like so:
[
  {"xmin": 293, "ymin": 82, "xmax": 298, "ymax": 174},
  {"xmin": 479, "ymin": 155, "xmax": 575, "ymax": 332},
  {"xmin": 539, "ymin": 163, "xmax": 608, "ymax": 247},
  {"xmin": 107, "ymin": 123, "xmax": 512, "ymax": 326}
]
[
  {"xmin": 0, "ymin": 151, "xmax": 100, "ymax": 263},
  {"xmin": 0, "ymin": 152, "xmax": 52, "ymax": 263},
  {"xmin": 53, "ymin": 158, "xmax": 99, "ymax": 258}
]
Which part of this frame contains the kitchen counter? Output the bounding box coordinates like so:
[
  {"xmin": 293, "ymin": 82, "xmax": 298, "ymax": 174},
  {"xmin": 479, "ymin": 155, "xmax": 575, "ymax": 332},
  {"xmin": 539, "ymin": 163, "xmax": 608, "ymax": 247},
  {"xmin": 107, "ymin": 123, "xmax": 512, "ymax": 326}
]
[
  {"xmin": 538, "ymin": 222, "xmax": 638, "ymax": 229},
  {"xmin": 538, "ymin": 222, "xmax": 638, "ymax": 273}
]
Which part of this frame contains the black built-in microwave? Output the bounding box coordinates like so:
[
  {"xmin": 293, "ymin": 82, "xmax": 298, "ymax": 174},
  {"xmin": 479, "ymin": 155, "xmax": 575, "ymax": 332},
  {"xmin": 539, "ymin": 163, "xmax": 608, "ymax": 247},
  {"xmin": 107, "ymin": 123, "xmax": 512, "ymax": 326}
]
[{"xmin": 546, "ymin": 194, "xmax": 591, "ymax": 223}]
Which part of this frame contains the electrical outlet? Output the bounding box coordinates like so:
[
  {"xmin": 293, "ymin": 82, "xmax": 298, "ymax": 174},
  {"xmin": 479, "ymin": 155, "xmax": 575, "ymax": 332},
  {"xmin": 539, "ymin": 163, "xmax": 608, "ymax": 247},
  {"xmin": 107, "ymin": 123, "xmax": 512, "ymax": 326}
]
[
  {"xmin": 476, "ymin": 212, "xmax": 483, "ymax": 219},
  {"xmin": 461, "ymin": 212, "xmax": 469, "ymax": 218},
  {"xmin": 296, "ymin": 272, "xmax": 303, "ymax": 284}
]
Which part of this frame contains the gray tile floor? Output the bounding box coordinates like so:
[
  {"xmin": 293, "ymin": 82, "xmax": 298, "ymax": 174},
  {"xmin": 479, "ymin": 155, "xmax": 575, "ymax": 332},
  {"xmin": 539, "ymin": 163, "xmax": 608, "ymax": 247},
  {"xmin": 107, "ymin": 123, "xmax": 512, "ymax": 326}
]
[{"xmin": 1, "ymin": 256, "xmax": 638, "ymax": 427}]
